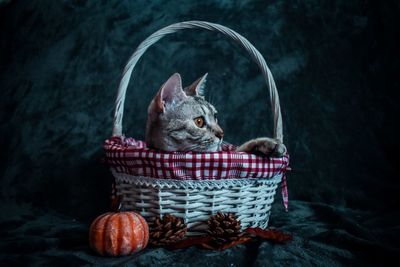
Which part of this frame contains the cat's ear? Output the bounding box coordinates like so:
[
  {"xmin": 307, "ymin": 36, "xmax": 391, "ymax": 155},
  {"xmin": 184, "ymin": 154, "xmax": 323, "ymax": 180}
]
[
  {"xmin": 184, "ymin": 73, "xmax": 208, "ymax": 97},
  {"xmin": 152, "ymin": 73, "xmax": 187, "ymax": 113}
]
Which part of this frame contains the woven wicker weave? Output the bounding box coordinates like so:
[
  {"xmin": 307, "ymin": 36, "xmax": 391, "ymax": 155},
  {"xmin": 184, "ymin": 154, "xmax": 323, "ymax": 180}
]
[{"xmin": 107, "ymin": 21, "xmax": 288, "ymax": 235}]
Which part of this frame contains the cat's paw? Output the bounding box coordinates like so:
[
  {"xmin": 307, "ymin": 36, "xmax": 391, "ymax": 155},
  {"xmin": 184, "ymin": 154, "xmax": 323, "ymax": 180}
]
[
  {"xmin": 256, "ymin": 138, "xmax": 287, "ymax": 157},
  {"xmin": 237, "ymin": 137, "xmax": 287, "ymax": 157}
]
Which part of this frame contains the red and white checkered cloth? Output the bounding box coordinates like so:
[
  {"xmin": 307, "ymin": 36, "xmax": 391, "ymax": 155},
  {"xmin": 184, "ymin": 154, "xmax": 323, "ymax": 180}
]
[{"xmin": 104, "ymin": 136, "xmax": 290, "ymax": 210}]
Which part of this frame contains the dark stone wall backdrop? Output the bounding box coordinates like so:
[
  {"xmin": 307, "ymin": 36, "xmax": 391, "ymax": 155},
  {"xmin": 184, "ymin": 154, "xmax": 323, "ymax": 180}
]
[{"xmin": 0, "ymin": 0, "xmax": 399, "ymax": 221}]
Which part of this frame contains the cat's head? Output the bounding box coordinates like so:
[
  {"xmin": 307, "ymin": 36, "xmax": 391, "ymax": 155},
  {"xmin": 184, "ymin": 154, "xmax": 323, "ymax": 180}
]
[{"xmin": 145, "ymin": 73, "xmax": 224, "ymax": 152}]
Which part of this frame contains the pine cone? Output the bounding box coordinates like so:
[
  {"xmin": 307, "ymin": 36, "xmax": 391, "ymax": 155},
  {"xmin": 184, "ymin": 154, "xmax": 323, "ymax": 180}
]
[
  {"xmin": 150, "ymin": 214, "xmax": 187, "ymax": 246},
  {"xmin": 207, "ymin": 212, "xmax": 243, "ymax": 245}
]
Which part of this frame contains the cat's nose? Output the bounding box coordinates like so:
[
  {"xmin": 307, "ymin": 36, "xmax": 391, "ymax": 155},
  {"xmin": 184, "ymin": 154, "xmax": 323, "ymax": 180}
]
[
  {"xmin": 214, "ymin": 129, "xmax": 224, "ymax": 140},
  {"xmin": 212, "ymin": 124, "xmax": 224, "ymax": 139}
]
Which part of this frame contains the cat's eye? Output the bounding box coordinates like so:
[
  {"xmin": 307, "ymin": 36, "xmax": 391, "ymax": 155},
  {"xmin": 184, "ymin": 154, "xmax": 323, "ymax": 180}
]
[{"xmin": 194, "ymin": 116, "xmax": 205, "ymax": 128}]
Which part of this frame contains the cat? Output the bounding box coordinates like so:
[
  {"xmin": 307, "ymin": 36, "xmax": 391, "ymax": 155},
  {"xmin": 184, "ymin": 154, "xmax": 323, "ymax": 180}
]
[{"xmin": 145, "ymin": 73, "xmax": 286, "ymax": 156}]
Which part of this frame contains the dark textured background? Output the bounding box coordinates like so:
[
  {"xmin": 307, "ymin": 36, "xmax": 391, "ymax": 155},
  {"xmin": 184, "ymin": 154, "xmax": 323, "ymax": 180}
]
[{"xmin": 1, "ymin": 0, "xmax": 399, "ymax": 266}]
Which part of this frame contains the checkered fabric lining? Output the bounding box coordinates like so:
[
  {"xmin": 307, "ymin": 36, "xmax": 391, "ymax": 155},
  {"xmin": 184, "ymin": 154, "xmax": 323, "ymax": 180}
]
[{"xmin": 104, "ymin": 136, "xmax": 289, "ymax": 180}]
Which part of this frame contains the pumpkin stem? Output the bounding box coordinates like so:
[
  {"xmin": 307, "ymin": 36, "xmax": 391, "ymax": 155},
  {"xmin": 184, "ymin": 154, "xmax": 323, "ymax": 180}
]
[{"xmin": 117, "ymin": 201, "xmax": 122, "ymax": 212}]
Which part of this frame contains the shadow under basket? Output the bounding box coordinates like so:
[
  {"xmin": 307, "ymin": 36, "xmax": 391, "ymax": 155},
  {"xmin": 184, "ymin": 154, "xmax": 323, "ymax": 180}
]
[{"xmin": 105, "ymin": 21, "xmax": 290, "ymax": 235}]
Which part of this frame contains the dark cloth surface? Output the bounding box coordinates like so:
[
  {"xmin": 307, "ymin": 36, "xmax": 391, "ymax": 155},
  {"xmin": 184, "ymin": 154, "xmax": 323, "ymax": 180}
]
[
  {"xmin": 1, "ymin": 201, "xmax": 398, "ymax": 266},
  {"xmin": 1, "ymin": 0, "xmax": 399, "ymax": 266}
]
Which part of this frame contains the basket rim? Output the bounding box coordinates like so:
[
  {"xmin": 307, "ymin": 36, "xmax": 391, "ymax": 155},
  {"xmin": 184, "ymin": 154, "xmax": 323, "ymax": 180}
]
[
  {"xmin": 104, "ymin": 136, "xmax": 289, "ymax": 181},
  {"xmin": 113, "ymin": 172, "xmax": 283, "ymax": 190}
]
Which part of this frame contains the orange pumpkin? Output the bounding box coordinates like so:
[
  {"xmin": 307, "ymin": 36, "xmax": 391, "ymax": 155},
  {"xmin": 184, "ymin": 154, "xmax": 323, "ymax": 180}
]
[{"xmin": 89, "ymin": 211, "xmax": 149, "ymax": 256}]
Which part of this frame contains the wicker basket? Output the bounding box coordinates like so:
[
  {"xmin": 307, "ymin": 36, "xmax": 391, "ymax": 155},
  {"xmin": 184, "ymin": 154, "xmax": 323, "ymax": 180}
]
[{"xmin": 105, "ymin": 21, "xmax": 289, "ymax": 235}]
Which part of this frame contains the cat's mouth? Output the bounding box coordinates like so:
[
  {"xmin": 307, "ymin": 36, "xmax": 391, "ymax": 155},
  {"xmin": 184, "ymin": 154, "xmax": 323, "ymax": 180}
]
[
  {"xmin": 190, "ymin": 140, "xmax": 221, "ymax": 152},
  {"xmin": 208, "ymin": 140, "xmax": 223, "ymax": 152}
]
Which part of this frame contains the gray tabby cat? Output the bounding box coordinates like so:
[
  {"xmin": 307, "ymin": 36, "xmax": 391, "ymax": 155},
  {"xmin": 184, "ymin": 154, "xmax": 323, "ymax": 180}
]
[{"xmin": 145, "ymin": 73, "xmax": 286, "ymax": 156}]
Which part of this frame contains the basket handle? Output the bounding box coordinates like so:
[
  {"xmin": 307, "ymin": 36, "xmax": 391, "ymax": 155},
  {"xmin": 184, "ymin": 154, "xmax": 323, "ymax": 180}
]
[{"xmin": 112, "ymin": 21, "xmax": 283, "ymax": 142}]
